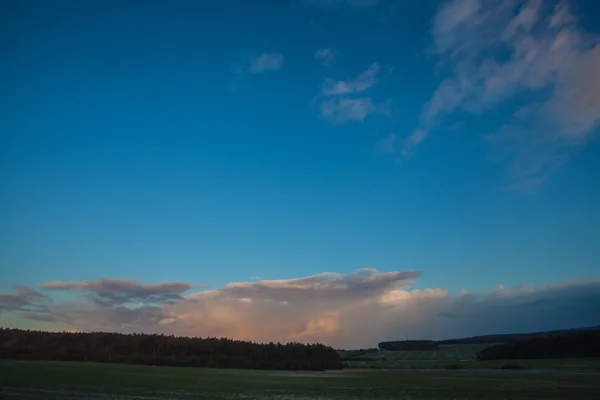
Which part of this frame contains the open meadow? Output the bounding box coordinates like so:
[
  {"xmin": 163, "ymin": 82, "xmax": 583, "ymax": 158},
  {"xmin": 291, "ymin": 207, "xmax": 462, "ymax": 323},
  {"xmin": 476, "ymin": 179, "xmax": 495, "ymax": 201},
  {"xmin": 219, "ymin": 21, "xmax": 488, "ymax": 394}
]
[
  {"xmin": 339, "ymin": 343, "xmax": 600, "ymax": 370},
  {"xmin": 1, "ymin": 360, "xmax": 600, "ymax": 400},
  {"xmin": 340, "ymin": 343, "xmax": 494, "ymax": 369}
]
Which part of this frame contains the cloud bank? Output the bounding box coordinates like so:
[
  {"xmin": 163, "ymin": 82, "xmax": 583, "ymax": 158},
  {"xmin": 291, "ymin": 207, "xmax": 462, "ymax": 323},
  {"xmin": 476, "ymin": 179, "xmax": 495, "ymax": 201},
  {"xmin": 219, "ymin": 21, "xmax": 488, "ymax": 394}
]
[
  {"xmin": 40, "ymin": 278, "xmax": 196, "ymax": 306},
  {"xmin": 0, "ymin": 285, "xmax": 47, "ymax": 313},
  {"xmin": 400, "ymin": 0, "xmax": 600, "ymax": 191},
  {"xmin": 2, "ymin": 270, "xmax": 599, "ymax": 348}
]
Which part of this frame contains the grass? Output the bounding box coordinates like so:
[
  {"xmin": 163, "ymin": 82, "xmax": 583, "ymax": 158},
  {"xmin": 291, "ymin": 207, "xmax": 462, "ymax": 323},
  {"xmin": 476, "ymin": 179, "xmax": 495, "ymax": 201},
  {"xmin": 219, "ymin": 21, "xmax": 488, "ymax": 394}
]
[
  {"xmin": 344, "ymin": 357, "xmax": 600, "ymax": 370},
  {"xmin": 340, "ymin": 343, "xmax": 600, "ymax": 371},
  {"xmin": 1, "ymin": 360, "xmax": 600, "ymax": 399},
  {"xmin": 340, "ymin": 343, "xmax": 496, "ymax": 362}
]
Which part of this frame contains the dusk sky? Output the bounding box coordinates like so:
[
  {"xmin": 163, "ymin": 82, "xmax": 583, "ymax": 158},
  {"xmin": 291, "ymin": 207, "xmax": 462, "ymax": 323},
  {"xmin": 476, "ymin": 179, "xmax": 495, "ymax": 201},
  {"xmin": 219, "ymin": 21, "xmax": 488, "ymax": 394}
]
[{"xmin": 1, "ymin": 0, "xmax": 599, "ymax": 348}]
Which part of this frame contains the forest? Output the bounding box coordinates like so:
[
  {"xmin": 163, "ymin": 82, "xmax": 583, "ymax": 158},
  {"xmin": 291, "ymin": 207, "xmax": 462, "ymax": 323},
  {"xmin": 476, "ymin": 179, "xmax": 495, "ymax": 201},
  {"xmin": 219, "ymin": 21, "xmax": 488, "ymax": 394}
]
[
  {"xmin": 476, "ymin": 329, "xmax": 600, "ymax": 360},
  {"xmin": 0, "ymin": 328, "xmax": 343, "ymax": 371},
  {"xmin": 378, "ymin": 340, "xmax": 439, "ymax": 351}
]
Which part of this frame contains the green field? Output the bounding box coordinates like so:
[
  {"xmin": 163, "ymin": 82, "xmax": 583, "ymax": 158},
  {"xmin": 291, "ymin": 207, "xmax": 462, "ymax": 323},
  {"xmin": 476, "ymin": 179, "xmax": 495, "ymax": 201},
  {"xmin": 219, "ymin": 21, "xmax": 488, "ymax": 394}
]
[
  {"xmin": 342, "ymin": 343, "xmax": 494, "ymax": 360},
  {"xmin": 340, "ymin": 343, "xmax": 495, "ymax": 368},
  {"xmin": 344, "ymin": 357, "xmax": 600, "ymax": 370},
  {"xmin": 339, "ymin": 343, "xmax": 600, "ymax": 370},
  {"xmin": 1, "ymin": 360, "xmax": 600, "ymax": 400}
]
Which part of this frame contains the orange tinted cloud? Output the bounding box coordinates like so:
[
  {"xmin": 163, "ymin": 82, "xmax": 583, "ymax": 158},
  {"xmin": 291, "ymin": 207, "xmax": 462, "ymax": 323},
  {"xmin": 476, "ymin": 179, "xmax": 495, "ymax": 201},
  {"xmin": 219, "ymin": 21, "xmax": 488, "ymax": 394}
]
[{"xmin": 2, "ymin": 270, "xmax": 599, "ymax": 348}]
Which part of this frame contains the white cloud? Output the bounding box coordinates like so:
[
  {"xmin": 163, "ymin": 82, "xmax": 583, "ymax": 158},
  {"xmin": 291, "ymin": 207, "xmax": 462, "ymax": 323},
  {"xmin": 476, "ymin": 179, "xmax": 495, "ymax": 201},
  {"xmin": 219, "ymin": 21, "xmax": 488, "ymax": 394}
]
[
  {"xmin": 401, "ymin": 129, "xmax": 427, "ymax": 157},
  {"xmin": 228, "ymin": 52, "xmax": 285, "ymax": 90},
  {"xmin": 432, "ymin": 0, "xmax": 482, "ymax": 53},
  {"xmin": 403, "ymin": 0, "xmax": 600, "ymax": 191},
  {"xmin": 248, "ymin": 53, "xmax": 284, "ymax": 73},
  {"xmin": 3, "ymin": 270, "xmax": 600, "ymax": 348},
  {"xmin": 321, "ymin": 64, "xmax": 380, "ymax": 96},
  {"xmin": 501, "ymin": 0, "xmax": 541, "ymax": 42},
  {"xmin": 315, "ymin": 48, "xmax": 336, "ymax": 66},
  {"xmin": 315, "ymin": 64, "xmax": 390, "ymax": 124},
  {"xmin": 320, "ymin": 97, "xmax": 389, "ymax": 124},
  {"xmin": 220, "ymin": 269, "xmax": 420, "ymax": 304}
]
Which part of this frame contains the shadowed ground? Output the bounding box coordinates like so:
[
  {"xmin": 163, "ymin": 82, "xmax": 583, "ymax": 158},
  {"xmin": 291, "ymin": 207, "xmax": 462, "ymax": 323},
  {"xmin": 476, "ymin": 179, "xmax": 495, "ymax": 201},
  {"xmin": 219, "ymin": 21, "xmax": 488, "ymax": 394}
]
[{"xmin": 1, "ymin": 360, "xmax": 600, "ymax": 399}]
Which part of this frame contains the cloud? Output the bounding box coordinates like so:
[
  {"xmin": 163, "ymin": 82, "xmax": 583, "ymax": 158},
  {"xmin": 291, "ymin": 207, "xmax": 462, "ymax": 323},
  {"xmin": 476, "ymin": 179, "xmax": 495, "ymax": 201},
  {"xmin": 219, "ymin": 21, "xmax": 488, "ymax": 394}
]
[
  {"xmin": 228, "ymin": 53, "xmax": 284, "ymax": 91},
  {"xmin": 431, "ymin": 0, "xmax": 483, "ymax": 54},
  {"xmin": 315, "ymin": 48, "xmax": 336, "ymax": 66},
  {"xmin": 40, "ymin": 278, "xmax": 196, "ymax": 306},
  {"xmin": 3, "ymin": 270, "xmax": 600, "ymax": 348},
  {"xmin": 0, "ymin": 285, "xmax": 51, "ymax": 323},
  {"xmin": 401, "ymin": 129, "xmax": 427, "ymax": 157},
  {"xmin": 315, "ymin": 64, "xmax": 390, "ymax": 124},
  {"xmin": 320, "ymin": 97, "xmax": 389, "ymax": 124},
  {"xmin": 219, "ymin": 269, "xmax": 420, "ymax": 304},
  {"xmin": 321, "ymin": 63, "xmax": 380, "ymax": 96},
  {"xmin": 248, "ymin": 53, "xmax": 284, "ymax": 73},
  {"xmin": 402, "ymin": 0, "xmax": 600, "ymax": 191},
  {"xmin": 0, "ymin": 285, "xmax": 47, "ymax": 313}
]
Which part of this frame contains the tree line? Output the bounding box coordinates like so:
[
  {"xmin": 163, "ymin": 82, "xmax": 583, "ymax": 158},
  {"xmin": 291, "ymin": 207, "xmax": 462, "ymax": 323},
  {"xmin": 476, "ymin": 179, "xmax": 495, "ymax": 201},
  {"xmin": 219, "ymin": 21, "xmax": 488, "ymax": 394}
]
[
  {"xmin": 477, "ymin": 329, "xmax": 600, "ymax": 360},
  {"xmin": 441, "ymin": 325, "xmax": 600, "ymax": 345},
  {"xmin": 378, "ymin": 340, "xmax": 440, "ymax": 351},
  {"xmin": 0, "ymin": 328, "xmax": 343, "ymax": 371}
]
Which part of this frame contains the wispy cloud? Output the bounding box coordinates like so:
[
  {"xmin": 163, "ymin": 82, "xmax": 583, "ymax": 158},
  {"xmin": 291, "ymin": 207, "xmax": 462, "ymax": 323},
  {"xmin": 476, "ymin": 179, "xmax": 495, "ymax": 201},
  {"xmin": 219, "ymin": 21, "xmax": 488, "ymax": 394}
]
[
  {"xmin": 401, "ymin": 129, "xmax": 427, "ymax": 157},
  {"xmin": 320, "ymin": 97, "xmax": 389, "ymax": 124},
  {"xmin": 2, "ymin": 271, "xmax": 599, "ymax": 348},
  {"xmin": 40, "ymin": 278, "xmax": 196, "ymax": 306},
  {"xmin": 228, "ymin": 52, "xmax": 285, "ymax": 91},
  {"xmin": 218, "ymin": 269, "xmax": 420, "ymax": 304},
  {"xmin": 0, "ymin": 285, "xmax": 52, "ymax": 325},
  {"xmin": 321, "ymin": 63, "xmax": 380, "ymax": 96},
  {"xmin": 248, "ymin": 53, "xmax": 284, "ymax": 73},
  {"xmin": 315, "ymin": 64, "xmax": 390, "ymax": 124},
  {"xmin": 400, "ymin": 0, "xmax": 600, "ymax": 191},
  {"xmin": 0, "ymin": 285, "xmax": 47, "ymax": 313},
  {"xmin": 315, "ymin": 48, "xmax": 336, "ymax": 66}
]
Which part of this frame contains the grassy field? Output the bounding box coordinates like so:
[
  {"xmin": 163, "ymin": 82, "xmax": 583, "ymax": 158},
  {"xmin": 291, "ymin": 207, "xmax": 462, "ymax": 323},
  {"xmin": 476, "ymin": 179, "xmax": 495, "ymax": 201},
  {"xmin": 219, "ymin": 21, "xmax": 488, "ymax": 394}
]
[
  {"xmin": 343, "ymin": 357, "xmax": 600, "ymax": 370},
  {"xmin": 341, "ymin": 343, "xmax": 494, "ymax": 361},
  {"xmin": 339, "ymin": 343, "xmax": 600, "ymax": 370},
  {"xmin": 340, "ymin": 343, "xmax": 494, "ymax": 369},
  {"xmin": 1, "ymin": 360, "xmax": 600, "ymax": 399}
]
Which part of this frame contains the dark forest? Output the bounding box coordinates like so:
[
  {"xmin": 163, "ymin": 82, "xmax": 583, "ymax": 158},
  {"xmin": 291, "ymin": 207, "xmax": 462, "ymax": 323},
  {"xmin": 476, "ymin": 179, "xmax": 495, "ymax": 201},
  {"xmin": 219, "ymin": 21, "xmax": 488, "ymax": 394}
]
[
  {"xmin": 477, "ymin": 329, "xmax": 600, "ymax": 360},
  {"xmin": 0, "ymin": 328, "xmax": 343, "ymax": 371},
  {"xmin": 378, "ymin": 340, "xmax": 440, "ymax": 351}
]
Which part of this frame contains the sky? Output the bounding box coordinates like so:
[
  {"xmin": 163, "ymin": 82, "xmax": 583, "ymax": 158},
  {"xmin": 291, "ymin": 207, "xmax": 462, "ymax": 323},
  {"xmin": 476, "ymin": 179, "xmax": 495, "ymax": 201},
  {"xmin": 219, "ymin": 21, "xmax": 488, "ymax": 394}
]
[{"xmin": 1, "ymin": 0, "xmax": 599, "ymax": 348}]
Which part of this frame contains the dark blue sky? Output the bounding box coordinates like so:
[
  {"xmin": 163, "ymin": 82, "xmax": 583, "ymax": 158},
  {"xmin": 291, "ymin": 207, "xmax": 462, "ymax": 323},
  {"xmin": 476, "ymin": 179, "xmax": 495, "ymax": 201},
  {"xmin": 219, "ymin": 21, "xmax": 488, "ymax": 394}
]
[{"xmin": 1, "ymin": 0, "xmax": 599, "ymax": 343}]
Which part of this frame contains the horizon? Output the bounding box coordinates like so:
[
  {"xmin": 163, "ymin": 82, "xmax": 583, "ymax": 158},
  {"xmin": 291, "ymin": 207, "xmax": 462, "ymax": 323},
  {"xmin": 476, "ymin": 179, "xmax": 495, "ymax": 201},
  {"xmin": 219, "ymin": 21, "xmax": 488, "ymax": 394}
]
[
  {"xmin": 1, "ymin": 0, "xmax": 600, "ymax": 349},
  {"xmin": 3, "ymin": 322, "xmax": 599, "ymax": 350}
]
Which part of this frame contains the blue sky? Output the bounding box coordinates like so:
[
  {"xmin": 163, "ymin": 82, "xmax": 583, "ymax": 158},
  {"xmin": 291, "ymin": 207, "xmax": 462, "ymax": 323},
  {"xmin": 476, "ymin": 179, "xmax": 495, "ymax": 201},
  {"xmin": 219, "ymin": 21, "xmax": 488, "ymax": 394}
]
[{"xmin": 1, "ymin": 0, "xmax": 599, "ymax": 345}]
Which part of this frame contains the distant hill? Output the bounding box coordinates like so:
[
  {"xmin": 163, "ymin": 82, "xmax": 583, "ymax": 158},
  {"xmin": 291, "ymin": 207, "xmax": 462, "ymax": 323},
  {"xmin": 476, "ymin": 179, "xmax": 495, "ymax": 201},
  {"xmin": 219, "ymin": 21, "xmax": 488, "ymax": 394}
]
[
  {"xmin": 477, "ymin": 329, "xmax": 600, "ymax": 360},
  {"xmin": 439, "ymin": 325, "xmax": 600, "ymax": 345}
]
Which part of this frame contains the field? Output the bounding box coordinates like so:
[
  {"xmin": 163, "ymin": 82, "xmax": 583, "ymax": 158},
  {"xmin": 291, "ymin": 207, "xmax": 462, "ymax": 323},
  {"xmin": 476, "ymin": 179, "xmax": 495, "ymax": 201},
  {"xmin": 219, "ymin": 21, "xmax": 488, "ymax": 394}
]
[
  {"xmin": 340, "ymin": 343, "xmax": 495, "ymax": 368},
  {"xmin": 341, "ymin": 343, "xmax": 493, "ymax": 360},
  {"xmin": 1, "ymin": 360, "xmax": 600, "ymax": 400},
  {"xmin": 339, "ymin": 343, "xmax": 600, "ymax": 370}
]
